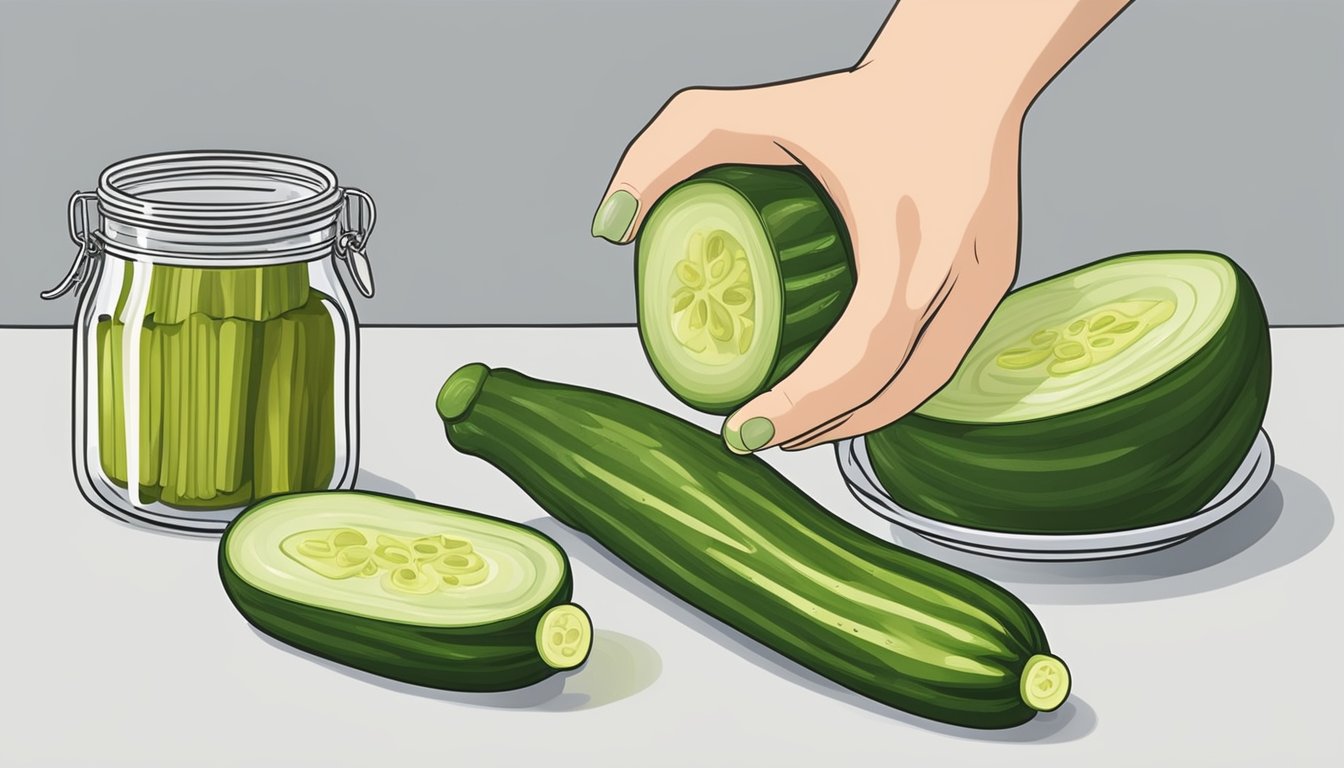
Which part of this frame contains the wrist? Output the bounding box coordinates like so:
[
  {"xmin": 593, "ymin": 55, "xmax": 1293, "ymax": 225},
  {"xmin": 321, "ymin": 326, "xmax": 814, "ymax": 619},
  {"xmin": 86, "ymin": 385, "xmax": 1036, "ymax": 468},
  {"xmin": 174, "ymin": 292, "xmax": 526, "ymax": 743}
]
[
  {"xmin": 856, "ymin": 0, "xmax": 1129, "ymax": 130},
  {"xmin": 849, "ymin": 53, "xmax": 1028, "ymax": 146}
]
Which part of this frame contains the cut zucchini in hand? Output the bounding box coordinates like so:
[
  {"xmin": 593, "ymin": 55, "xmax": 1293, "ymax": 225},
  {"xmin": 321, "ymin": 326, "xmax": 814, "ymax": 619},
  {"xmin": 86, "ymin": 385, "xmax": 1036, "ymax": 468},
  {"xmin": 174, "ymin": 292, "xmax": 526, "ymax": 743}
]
[
  {"xmin": 636, "ymin": 165, "xmax": 855, "ymax": 414},
  {"xmin": 220, "ymin": 491, "xmax": 592, "ymax": 691},
  {"xmin": 866, "ymin": 251, "xmax": 1272, "ymax": 534}
]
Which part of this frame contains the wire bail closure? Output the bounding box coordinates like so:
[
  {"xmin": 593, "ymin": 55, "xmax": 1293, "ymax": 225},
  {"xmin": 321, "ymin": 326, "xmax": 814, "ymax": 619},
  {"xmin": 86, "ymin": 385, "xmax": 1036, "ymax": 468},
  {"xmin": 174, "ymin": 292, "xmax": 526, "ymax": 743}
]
[
  {"xmin": 41, "ymin": 191, "xmax": 101, "ymax": 300},
  {"xmin": 336, "ymin": 187, "xmax": 377, "ymax": 298},
  {"xmin": 42, "ymin": 182, "xmax": 378, "ymax": 301}
]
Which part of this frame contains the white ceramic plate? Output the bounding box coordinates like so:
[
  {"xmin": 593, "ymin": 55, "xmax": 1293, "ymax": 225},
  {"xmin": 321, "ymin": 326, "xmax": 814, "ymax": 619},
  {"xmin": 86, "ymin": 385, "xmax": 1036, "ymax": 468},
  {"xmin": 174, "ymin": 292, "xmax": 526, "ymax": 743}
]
[{"xmin": 835, "ymin": 429, "xmax": 1274, "ymax": 561}]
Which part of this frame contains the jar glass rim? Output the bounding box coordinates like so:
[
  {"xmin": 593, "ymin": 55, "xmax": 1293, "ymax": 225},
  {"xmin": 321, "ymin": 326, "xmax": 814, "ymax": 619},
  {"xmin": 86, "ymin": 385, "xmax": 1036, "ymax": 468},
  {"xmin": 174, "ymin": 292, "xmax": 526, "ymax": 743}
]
[
  {"xmin": 97, "ymin": 150, "xmax": 342, "ymax": 227},
  {"xmin": 92, "ymin": 150, "xmax": 349, "ymax": 262}
]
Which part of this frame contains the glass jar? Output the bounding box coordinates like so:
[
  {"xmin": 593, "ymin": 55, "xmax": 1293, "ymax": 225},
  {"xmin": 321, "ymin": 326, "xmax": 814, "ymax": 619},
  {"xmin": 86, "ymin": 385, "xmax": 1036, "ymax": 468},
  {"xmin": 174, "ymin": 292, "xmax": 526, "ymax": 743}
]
[{"xmin": 43, "ymin": 151, "xmax": 376, "ymax": 534}]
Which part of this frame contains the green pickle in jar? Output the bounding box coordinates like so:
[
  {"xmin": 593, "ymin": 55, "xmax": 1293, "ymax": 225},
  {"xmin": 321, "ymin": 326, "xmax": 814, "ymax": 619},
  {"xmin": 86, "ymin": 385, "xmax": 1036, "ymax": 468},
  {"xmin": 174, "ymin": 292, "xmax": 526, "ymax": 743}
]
[
  {"xmin": 96, "ymin": 261, "xmax": 338, "ymax": 510},
  {"xmin": 52, "ymin": 151, "xmax": 372, "ymax": 533}
]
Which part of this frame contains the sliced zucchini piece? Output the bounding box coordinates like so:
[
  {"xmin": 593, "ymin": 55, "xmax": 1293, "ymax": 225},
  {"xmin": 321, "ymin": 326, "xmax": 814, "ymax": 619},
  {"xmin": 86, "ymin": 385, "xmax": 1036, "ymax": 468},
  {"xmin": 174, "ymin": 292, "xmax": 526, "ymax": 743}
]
[
  {"xmin": 220, "ymin": 491, "xmax": 593, "ymax": 691},
  {"xmin": 636, "ymin": 165, "xmax": 855, "ymax": 414}
]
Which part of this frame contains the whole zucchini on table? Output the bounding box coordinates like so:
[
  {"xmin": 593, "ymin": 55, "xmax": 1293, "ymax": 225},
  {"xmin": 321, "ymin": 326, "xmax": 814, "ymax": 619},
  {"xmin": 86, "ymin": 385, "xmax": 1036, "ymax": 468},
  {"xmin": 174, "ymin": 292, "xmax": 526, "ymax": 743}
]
[{"xmin": 436, "ymin": 364, "xmax": 1070, "ymax": 728}]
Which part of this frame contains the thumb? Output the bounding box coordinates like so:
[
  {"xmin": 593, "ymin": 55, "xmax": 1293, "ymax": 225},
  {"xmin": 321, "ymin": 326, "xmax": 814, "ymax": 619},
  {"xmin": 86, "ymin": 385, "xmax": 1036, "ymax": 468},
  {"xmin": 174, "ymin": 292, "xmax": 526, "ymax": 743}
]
[{"xmin": 592, "ymin": 87, "xmax": 790, "ymax": 244}]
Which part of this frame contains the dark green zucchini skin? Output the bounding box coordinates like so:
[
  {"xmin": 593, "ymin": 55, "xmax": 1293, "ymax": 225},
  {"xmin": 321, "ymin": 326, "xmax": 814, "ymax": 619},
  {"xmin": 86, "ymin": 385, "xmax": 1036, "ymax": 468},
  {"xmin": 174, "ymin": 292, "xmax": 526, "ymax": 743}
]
[
  {"xmin": 866, "ymin": 253, "xmax": 1272, "ymax": 535},
  {"xmin": 218, "ymin": 503, "xmax": 577, "ymax": 692},
  {"xmin": 438, "ymin": 365, "xmax": 1058, "ymax": 728},
  {"xmin": 636, "ymin": 164, "xmax": 856, "ymax": 414}
]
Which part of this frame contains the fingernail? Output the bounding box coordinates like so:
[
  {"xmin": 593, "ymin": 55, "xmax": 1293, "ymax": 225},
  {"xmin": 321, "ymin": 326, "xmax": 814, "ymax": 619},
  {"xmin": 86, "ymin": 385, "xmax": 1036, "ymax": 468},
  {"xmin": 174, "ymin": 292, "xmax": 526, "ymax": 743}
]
[
  {"xmin": 722, "ymin": 420, "xmax": 749, "ymax": 455},
  {"xmin": 591, "ymin": 190, "xmax": 638, "ymax": 243},
  {"xmin": 723, "ymin": 416, "xmax": 775, "ymax": 454},
  {"xmin": 741, "ymin": 416, "xmax": 776, "ymax": 451}
]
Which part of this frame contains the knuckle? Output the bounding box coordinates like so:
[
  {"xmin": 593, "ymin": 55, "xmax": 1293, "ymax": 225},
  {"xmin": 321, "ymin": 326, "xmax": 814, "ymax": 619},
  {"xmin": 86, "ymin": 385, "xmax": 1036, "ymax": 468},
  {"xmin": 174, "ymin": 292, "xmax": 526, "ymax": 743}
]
[
  {"xmin": 969, "ymin": 246, "xmax": 1018, "ymax": 298},
  {"xmin": 666, "ymin": 86, "xmax": 713, "ymax": 114},
  {"xmin": 903, "ymin": 262, "xmax": 953, "ymax": 313}
]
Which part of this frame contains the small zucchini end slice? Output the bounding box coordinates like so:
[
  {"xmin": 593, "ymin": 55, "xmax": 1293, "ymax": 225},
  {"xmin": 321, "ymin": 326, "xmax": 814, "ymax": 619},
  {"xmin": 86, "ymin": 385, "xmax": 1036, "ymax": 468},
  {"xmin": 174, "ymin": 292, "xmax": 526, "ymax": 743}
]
[
  {"xmin": 1020, "ymin": 653, "xmax": 1071, "ymax": 712},
  {"xmin": 536, "ymin": 603, "xmax": 594, "ymax": 670}
]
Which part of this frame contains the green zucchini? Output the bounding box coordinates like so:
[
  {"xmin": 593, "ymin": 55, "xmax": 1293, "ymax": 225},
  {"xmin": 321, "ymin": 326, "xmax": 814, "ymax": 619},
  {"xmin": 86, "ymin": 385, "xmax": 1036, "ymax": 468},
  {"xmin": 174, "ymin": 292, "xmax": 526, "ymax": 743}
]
[
  {"xmin": 866, "ymin": 251, "xmax": 1271, "ymax": 534},
  {"xmin": 219, "ymin": 491, "xmax": 593, "ymax": 691},
  {"xmin": 437, "ymin": 364, "xmax": 1069, "ymax": 728},
  {"xmin": 635, "ymin": 165, "xmax": 855, "ymax": 414}
]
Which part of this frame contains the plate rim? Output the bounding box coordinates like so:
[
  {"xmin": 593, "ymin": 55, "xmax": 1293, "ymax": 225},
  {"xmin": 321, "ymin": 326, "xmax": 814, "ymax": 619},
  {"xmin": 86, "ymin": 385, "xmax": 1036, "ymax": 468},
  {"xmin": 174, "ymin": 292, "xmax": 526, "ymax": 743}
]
[{"xmin": 836, "ymin": 429, "xmax": 1274, "ymax": 559}]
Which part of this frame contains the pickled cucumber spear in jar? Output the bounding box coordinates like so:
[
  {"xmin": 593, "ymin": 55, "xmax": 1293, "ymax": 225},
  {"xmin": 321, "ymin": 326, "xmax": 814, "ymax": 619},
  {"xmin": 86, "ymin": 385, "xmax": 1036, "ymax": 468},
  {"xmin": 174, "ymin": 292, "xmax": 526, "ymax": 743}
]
[
  {"xmin": 95, "ymin": 318, "xmax": 163, "ymax": 499},
  {"xmin": 252, "ymin": 295, "xmax": 338, "ymax": 500},
  {"xmin": 146, "ymin": 263, "xmax": 311, "ymax": 324}
]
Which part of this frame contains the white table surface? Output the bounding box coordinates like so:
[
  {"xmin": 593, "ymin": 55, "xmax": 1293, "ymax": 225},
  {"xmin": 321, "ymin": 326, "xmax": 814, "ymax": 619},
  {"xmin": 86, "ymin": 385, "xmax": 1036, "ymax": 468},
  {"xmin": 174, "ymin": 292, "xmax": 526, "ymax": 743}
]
[{"xmin": 3, "ymin": 326, "xmax": 1340, "ymax": 767}]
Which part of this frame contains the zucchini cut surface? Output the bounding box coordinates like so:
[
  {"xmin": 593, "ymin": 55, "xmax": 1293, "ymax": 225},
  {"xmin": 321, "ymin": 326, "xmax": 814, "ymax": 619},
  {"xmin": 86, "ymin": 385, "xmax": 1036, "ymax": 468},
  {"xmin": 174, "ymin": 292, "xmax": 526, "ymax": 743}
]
[
  {"xmin": 867, "ymin": 251, "xmax": 1272, "ymax": 534},
  {"xmin": 636, "ymin": 165, "xmax": 854, "ymax": 414},
  {"xmin": 220, "ymin": 491, "xmax": 591, "ymax": 691}
]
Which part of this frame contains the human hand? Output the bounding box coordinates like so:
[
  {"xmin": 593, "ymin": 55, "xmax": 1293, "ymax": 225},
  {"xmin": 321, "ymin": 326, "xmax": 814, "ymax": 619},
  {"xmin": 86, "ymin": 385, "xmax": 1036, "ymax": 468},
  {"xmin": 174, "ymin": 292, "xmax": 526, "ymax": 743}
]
[{"xmin": 592, "ymin": 0, "xmax": 1130, "ymax": 452}]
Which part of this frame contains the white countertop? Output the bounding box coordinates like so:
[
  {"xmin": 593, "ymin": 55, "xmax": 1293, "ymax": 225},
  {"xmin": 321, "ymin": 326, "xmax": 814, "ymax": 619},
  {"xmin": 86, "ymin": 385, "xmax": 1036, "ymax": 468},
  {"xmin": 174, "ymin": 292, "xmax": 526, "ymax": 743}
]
[{"xmin": 4, "ymin": 326, "xmax": 1340, "ymax": 767}]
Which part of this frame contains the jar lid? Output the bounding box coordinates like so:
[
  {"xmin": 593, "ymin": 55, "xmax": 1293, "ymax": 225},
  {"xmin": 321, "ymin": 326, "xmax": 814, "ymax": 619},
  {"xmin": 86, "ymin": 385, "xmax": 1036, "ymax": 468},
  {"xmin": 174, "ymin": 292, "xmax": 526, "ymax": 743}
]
[{"xmin": 96, "ymin": 151, "xmax": 345, "ymax": 265}]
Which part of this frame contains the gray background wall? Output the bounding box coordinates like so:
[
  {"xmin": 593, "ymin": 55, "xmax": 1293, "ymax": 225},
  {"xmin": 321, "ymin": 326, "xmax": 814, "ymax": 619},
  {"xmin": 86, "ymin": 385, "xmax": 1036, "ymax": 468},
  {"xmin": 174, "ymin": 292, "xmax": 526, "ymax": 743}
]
[{"xmin": 1, "ymin": 0, "xmax": 1339, "ymax": 327}]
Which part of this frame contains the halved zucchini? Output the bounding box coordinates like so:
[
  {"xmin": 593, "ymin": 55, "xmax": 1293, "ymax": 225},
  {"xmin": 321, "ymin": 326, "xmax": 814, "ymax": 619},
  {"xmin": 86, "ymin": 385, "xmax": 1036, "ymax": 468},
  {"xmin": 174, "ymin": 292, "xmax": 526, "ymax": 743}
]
[
  {"xmin": 636, "ymin": 165, "xmax": 855, "ymax": 413},
  {"xmin": 866, "ymin": 251, "xmax": 1272, "ymax": 534},
  {"xmin": 219, "ymin": 491, "xmax": 593, "ymax": 690}
]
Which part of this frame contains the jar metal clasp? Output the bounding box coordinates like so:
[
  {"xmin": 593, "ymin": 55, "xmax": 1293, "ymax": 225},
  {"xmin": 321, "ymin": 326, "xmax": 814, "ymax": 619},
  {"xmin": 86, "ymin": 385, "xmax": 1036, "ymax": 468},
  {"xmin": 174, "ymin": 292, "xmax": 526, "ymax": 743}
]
[
  {"xmin": 41, "ymin": 191, "xmax": 100, "ymax": 300},
  {"xmin": 335, "ymin": 187, "xmax": 377, "ymax": 298}
]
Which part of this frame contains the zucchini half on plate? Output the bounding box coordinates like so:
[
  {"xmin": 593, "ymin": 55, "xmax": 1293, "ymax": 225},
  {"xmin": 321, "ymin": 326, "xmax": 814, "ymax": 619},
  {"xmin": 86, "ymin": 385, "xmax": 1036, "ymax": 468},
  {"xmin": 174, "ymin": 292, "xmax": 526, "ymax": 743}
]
[{"xmin": 863, "ymin": 251, "xmax": 1273, "ymax": 540}]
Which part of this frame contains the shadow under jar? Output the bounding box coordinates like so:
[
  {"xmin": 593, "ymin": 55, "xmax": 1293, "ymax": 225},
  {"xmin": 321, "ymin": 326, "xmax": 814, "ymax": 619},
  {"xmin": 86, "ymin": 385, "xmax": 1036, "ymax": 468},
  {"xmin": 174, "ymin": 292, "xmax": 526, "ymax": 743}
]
[{"xmin": 45, "ymin": 151, "xmax": 377, "ymax": 534}]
